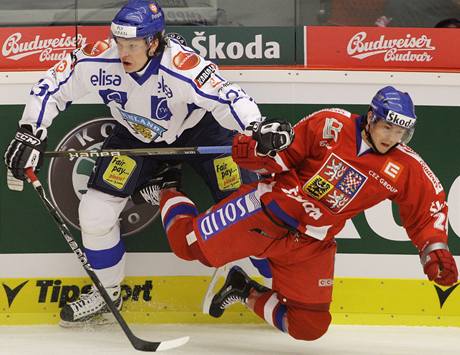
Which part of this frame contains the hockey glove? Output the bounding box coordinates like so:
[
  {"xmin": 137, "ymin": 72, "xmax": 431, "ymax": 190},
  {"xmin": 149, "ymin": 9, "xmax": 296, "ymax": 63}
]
[
  {"xmin": 420, "ymin": 242, "xmax": 458, "ymax": 286},
  {"xmin": 4, "ymin": 124, "xmax": 47, "ymax": 180},
  {"xmin": 247, "ymin": 119, "xmax": 294, "ymax": 156},
  {"xmin": 232, "ymin": 134, "xmax": 284, "ymax": 174},
  {"xmin": 132, "ymin": 165, "xmax": 182, "ymax": 206}
]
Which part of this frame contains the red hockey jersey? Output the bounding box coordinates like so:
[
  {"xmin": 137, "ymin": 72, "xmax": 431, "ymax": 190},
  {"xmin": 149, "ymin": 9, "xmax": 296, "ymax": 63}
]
[{"xmin": 234, "ymin": 108, "xmax": 448, "ymax": 251}]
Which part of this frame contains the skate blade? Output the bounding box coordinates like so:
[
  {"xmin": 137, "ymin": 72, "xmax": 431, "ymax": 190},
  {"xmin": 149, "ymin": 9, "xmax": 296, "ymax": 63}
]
[{"xmin": 59, "ymin": 313, "xmax": 117, "ymax": 328}]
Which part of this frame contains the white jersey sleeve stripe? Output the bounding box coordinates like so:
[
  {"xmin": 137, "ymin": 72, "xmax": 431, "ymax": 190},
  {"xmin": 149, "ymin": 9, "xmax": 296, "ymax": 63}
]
[{"xmin": 37, "ymin": 70, "xmax": 76, "ymax": 127}]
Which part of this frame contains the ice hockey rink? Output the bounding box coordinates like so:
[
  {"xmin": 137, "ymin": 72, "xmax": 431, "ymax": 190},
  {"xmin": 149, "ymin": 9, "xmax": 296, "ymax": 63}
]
[
  {"xmin": 1, "ymin": 2, "xmax": 460, "ymax": 355},
  {"xmin": 1, "ymin": 323, "xmax": 460, "ymax": 355}
]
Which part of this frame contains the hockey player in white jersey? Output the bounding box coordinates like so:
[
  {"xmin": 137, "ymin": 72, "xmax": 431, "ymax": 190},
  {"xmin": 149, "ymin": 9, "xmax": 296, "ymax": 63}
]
[{"xmin": 4, "ymin": 0, "xmax": 264, "ymax": 326}]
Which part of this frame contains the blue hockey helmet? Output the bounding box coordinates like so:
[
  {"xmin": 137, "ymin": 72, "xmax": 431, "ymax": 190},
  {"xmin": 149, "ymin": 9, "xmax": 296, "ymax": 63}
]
[
  {"xmin": 111, "ymin": 0, "xmax": 165, "ymax": 43},
  {"xmin": 369, "ymin": 86, "xmax": 417, "ymax": 144}
]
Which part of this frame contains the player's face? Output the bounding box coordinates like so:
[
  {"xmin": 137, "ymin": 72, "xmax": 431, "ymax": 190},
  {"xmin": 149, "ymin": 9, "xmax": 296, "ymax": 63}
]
[
  {"xmin": 367, "ymin": 115, "xmax": 407, "ymax": 154},
  {"xmin": 115, "ymin": 37, "xmax": 158, "ymax": 73}
]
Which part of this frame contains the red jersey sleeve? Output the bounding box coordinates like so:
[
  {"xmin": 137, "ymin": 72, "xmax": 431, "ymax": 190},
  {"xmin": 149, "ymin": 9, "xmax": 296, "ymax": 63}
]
[
  {"xmin": 232, "ymin": 111, "xmax": 328, "ymax": 174},
  {"xmin": 392, "ymin": 145, "xmax": 448, "ymax": 252}
]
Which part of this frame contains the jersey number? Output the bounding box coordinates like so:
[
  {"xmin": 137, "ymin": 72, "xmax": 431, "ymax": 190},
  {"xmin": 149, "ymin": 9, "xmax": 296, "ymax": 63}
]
[{"xmin": 433, "ymin": 212, "xmax": 448, "ymax": 232}]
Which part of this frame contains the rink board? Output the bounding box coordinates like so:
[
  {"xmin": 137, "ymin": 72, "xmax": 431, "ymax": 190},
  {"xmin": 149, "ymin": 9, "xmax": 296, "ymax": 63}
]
[
  {"xmin": 1, "ymin": 71, "xmax": 459, "ymax": 328},
  {"xmin": 0, "ymin": 276, "xmax": 459, "ymax": 326}
]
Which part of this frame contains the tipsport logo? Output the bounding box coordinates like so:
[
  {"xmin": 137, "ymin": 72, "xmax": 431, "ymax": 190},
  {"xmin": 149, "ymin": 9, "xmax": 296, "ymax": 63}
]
[
  {"xmin": 47, "ymin": 118, "xmax": 159, "ymax": 236},
  {"xmin": 2, "ymin": 281, "xmax": 28, "ymax": 307},
  {"xmin": 36, "ymin": 280, "xmax": 153, "ymax": 307},
  {"xmin": 1, "ymin": 280, "xmax": 153, "ymax": 308}
]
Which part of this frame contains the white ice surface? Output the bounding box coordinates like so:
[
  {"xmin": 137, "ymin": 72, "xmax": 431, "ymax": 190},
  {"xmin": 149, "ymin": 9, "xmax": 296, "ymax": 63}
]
[{"xmin": 0, "ymin": 324, "xmax": 459, "ymax": 355}]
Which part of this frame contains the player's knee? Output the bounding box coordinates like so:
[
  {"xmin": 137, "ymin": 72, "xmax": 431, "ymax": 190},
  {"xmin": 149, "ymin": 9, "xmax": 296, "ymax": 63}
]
[
  {"xmin": 288, "ymin": 322, "xmax": 329, "ymax": 341},
  {"xmin": 166, "ymin": 221, "xmax": 214, "ymax": 267},
  {"xmin": 166, "ymin": 219, "xmax": 196, "ymax": 261},
  {"xmin": 79, "ymin": 188, "xmax": 127, "ymax": 236},
  {"xmin": 287, "ymin": 309, "xmax": 331, "ymax": 341},
  {"xmin": 168, "ymin": 238, "xmax": 195, "ymax": 261},
  {"xmin": 251, "ymin": 291, "xmax": 330, "ymax": 341}
]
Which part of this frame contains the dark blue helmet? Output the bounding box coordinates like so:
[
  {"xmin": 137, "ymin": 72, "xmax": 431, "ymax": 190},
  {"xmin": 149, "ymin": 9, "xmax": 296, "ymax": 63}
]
[
  {"xmin": 111, "ymin": 0, "xmax": 165, "ymax": 43},
  {"xmin": 370, "ymin": 86, "xmax": 417, "ymax": 143}
]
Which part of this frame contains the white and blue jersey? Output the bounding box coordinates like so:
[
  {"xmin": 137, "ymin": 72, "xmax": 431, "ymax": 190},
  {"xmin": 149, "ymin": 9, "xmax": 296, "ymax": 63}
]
[
  {"xmin": 19, "ymin": 37, "xmax": 268, "ymax": 287},
  {"xmin": 20, "ymin": 38, "xmax": 262, "ymax": 143}
]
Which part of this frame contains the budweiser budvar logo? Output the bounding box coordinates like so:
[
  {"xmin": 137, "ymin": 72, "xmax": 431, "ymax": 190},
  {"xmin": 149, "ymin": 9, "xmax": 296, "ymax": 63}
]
[
  {"xmin": 2, "ymin": 32, "xmax": 87, "ymax": 62},
  {"xmin": 347, "ymin": 31, "xmax": 435, "ymax": 62}
]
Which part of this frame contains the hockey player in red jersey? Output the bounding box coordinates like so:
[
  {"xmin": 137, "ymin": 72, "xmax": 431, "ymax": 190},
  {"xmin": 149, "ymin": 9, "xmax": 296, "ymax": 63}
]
[{"xmin": 138, "ymin": 86, "xmax": 458, "ymax": 341}]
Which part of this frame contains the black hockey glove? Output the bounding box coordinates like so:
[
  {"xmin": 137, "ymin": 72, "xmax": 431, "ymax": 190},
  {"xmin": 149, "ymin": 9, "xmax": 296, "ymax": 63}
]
[
  {"xmin": 247, "ymin": 119, "xmax": 294, "ymax": 156},
  {"xmin": 4, "ymin": 124, "xmax": 47, "ymax": 180},
  {"xmin": 132, "ymin": 164, "xmax": 182, "ymax": 206}
]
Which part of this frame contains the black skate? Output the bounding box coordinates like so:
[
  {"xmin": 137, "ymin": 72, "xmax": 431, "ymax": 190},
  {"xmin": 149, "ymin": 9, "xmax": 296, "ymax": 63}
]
[
  {"xmin": 59, "ymin": 285, "xmax": 122, "ymax": 327},
  {"xmin": 132, "ymin": 164, "xmax": 182, "ymax": 206},
  {"xmin": 209, "ymin": 266, "xmax": 269, "ymax": 318}
]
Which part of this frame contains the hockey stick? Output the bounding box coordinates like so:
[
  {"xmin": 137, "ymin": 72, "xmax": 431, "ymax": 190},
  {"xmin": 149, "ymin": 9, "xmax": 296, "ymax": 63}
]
[
  {"xmin": 24, "ymin": 168, "xmax": 189, "ymax": 352},
  {"xmin": 7, "ymin": 146, "xmax": 231, "ymax": 191},
  {"xmin": 44, "ymin": 145, "xmax": 232, "ymax": 159},
  {"xmin": 7, "ymin": 146, "xmax": 229, "ymax": 191}
]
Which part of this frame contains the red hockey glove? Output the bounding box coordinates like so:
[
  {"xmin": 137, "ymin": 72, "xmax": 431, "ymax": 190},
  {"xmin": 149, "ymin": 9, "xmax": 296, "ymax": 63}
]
[
  {"xmin": 232, "ymin": 134, "xmax": 282, "ymax": 174},
  {"xmin": 421, "ymin": 243, "xmax": 458, "ymax": 286}
]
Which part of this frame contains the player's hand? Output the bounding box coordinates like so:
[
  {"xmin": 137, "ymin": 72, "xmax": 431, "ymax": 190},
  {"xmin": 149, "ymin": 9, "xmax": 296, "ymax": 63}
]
[
  {"xmin": 246, "ymin": 119, "xmax": 294, "ymax": 156},
  {"xmin": 232, "ymin": 134, "xmax": 284, "ymax": 174},
  {"xmin": 421, "ymin": 244, "xmax": 458, "ymax": 286},
  {"xmin": 132, "ymin": 164, "xmax": 182, "ymax": 206},
  {"xmin": 4, "ymin": 124, "xmax": 47, "ymax": 181}
]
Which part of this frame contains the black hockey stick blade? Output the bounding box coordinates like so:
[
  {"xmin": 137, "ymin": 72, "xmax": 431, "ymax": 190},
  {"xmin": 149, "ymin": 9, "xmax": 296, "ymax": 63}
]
[{"xmin": 25, "ymin": 168, "xmax": 190, "ymax": 352}]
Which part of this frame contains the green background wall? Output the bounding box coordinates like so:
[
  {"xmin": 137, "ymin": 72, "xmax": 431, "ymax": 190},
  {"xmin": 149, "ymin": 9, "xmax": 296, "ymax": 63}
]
[{"xmin": 1, "ymin": 103, "xmax": 459, "ymax": 255}]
